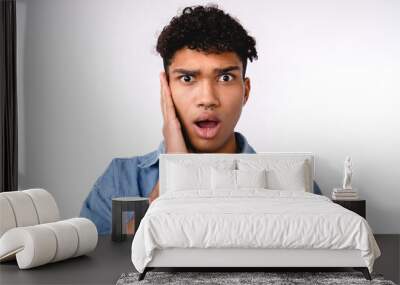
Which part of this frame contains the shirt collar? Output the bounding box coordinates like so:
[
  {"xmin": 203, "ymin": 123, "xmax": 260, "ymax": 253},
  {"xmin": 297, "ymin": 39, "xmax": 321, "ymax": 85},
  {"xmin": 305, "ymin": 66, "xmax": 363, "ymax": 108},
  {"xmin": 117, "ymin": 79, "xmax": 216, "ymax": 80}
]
[{"xmin": 138, "ymin": 131, "xmax": 256, "ymax": 168}]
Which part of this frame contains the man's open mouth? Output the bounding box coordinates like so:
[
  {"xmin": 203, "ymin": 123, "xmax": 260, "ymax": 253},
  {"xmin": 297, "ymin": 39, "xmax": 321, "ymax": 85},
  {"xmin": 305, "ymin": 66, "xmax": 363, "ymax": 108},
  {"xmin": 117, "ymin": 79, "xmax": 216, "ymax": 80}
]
[
  {"xmin": 195, "ymin": 120, "xmax": 219, "ymax": 128},
  {"xmin": 193, "ymin": 115, "xmax": 221, "ymax": 139}
]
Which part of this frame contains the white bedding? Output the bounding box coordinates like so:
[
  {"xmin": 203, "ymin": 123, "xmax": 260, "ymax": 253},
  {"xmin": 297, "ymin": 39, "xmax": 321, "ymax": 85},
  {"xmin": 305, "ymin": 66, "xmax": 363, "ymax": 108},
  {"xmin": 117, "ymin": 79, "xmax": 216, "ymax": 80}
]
[{"xmin": 131, "ymin": 190, "xmax": 380, "ymax": 273}]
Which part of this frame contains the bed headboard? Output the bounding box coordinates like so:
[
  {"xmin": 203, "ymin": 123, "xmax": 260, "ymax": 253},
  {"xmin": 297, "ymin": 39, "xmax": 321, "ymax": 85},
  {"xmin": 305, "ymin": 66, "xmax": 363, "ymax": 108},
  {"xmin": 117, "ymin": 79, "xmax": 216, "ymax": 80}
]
[{"xmin": 159, "ymin": 152, "xmax": 315, "ymax": 195}]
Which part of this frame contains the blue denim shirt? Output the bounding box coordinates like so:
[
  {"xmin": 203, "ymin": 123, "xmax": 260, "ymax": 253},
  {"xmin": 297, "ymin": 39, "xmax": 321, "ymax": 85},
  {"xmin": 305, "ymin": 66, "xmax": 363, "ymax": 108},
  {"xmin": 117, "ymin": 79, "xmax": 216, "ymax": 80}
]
[{"xmin": 80, "ymin": 132, "xmax": 322, "ymax": 234}]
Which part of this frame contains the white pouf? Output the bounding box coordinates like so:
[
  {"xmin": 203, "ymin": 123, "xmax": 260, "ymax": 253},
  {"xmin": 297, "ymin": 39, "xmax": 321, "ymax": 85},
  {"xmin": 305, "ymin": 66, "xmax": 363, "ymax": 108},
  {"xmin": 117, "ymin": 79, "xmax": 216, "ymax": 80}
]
[
  {"xmin": 0, "ymin": 218, "xmax": 98, "ymax": 269},
  {"xmin": 0, "ymin": 189, "xmax": 98, "ymax": 269}
]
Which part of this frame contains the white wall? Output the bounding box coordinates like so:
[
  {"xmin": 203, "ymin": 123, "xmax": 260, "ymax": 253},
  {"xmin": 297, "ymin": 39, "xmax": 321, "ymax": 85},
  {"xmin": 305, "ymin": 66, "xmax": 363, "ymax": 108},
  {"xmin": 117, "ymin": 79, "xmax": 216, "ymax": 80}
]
[{"xmin": 16, "ymin": 0, "xmax": 400, "ymax": 233}]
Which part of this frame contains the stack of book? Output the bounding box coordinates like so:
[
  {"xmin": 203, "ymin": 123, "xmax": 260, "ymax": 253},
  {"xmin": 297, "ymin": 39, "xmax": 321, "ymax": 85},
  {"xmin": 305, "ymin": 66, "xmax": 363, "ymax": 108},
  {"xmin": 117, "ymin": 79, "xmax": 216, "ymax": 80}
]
[{"xmin": 332, "ymin": 188, "xmax": 359, "ymax": 200}]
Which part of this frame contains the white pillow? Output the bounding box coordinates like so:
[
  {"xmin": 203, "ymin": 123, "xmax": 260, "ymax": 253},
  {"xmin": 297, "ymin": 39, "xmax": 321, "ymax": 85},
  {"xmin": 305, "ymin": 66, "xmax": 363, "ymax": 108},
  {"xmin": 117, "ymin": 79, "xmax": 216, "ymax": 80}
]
[
  {"xmin": 211, "ymin": 168, "xmax": 268, "ymax": 190},
  {"xmin": 211, "ymin": 168, "xmax": 236, "ymax": 190},
  {"xmin": 236, "ymin": 169, "xmax": 267, "ymax": 189},
  {"xmin": 166, "ymin": 159, "xmax": 235, "ymax": 192},
  {"xmin": 237, "ymin": 159, "xmax": 308, "ymax": 192},
  {"xmin": 167, "ymin": 162, "xmax": 209, "ymax": 191}
]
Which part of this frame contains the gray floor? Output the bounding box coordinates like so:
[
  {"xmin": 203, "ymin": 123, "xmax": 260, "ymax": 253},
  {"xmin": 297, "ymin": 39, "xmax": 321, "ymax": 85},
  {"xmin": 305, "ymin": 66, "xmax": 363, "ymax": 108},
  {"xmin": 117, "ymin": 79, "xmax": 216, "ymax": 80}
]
[
  {"xmin": 374, "ymin": 234, "xmax": 400, "ymax": 284},
  {"xmin": 0, "ymin": 235, "xmax": 398, "ymax": 285},
  {"xmin": 0, "ymin": 236, "xmax": 134, "ymax": 284}
]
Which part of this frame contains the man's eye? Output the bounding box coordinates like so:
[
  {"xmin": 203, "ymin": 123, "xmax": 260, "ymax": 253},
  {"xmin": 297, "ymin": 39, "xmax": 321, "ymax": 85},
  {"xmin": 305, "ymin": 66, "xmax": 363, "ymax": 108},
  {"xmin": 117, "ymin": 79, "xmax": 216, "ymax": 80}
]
[
  {"xmin": 218, "ymin": 74, "xmax": 234, "ymax": 82},
  {"xmin": 179, "ymin": 75, "xmax": 194, "ymax": 83}
]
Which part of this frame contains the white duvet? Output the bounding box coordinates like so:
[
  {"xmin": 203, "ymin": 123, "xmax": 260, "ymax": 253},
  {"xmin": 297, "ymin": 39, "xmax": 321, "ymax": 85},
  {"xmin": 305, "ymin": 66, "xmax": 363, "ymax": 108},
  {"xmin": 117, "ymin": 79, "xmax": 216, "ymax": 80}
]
[{"xmin": 131, "ymin": 190, "xmax": 381, "ymax": 273}]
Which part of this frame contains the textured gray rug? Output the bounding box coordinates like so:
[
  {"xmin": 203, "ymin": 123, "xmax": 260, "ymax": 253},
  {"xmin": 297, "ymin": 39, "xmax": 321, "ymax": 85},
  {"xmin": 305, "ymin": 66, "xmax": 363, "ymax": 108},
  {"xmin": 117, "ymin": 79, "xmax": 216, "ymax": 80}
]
[{"xmin": 116, "ymin": 271, "xmax": 396, "ymax": 285}]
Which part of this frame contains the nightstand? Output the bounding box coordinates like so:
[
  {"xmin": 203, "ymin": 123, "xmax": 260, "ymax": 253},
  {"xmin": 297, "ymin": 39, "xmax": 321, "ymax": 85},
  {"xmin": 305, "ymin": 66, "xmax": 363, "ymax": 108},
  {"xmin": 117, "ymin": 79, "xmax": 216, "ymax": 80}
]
[
  {"xmin": 332, "ymin": 199, "xmax": 366, "ymax": 219},
  {"xmin": 112, "ymin": 197, "xmax": 149, "ymax": 242}
]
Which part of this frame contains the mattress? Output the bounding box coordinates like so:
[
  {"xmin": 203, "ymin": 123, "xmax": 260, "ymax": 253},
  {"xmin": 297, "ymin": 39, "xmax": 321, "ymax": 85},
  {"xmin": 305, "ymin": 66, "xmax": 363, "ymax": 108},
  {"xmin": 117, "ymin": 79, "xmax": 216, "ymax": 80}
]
[{"xmin": 131, "ymin": 189, "xmax": 381, "ymax": 273}]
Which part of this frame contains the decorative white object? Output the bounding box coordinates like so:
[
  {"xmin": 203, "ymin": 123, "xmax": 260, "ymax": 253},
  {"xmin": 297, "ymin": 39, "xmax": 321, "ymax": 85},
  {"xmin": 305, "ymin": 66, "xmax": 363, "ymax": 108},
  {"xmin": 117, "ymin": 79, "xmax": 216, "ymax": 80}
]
[
  {"xmin": 0, "ymin": 189, "xmax": 98, "ymax": 269},
  {"xmin": 0, "ymin": 196, "xmax": 16, "ymax": 237},
  {"xmin": 331, "ymin": 157, "xmax": 359, "ymax": 200},
  {"xmin": 0, "ymin": 218, "xmax": 97, "ymax": 269},
  {"xmin": 0, "ymin": 189, "xmax": 60, "ymax": 236},
  {"xmin": 342, "ymin": 156, "xmax": 353, "ymax": 190},
  {"xmin": 1, "ymin": 191, "xmax": 40, "ymax": 228},
  {"xmin": 23, "ymin": 188, "xmax": 60, "ymax": 224}
]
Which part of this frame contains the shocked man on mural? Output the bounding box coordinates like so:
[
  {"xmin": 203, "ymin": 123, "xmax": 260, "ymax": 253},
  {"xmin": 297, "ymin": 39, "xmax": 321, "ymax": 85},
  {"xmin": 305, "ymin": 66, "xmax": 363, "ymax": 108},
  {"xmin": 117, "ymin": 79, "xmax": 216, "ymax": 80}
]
[{"xmin": 80, "ymin": 5, "xmax": 322, "ymax": 235}]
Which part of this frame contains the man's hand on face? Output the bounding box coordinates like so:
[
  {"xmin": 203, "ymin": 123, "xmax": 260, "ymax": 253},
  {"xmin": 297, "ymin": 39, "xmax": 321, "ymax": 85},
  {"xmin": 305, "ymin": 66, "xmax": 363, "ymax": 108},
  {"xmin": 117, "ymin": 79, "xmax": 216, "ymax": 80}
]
[
  {"xmin": 148, "ymin": 72, "xmax": 189, "ymax": 205},
  {"xmin": 160, "ymin": 71, "xmax": 189, "ymax": 154}
]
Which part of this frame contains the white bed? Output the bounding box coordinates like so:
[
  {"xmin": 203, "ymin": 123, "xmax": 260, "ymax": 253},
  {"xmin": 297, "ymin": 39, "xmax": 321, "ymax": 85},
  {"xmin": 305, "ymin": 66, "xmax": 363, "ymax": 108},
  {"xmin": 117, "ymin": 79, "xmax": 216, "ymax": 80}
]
[{"xmin": 131, "ymin": 153, "xmax": 381, "ymax": 281}]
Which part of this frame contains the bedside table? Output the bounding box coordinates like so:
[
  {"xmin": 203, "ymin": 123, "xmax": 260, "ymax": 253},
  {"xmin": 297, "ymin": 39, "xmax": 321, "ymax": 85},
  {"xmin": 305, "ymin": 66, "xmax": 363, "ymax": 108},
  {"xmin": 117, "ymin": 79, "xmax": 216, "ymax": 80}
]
[
  {"xmin": 332, "ymin": 199, "xmax": 366, "ymax": 219},
  {"xmin": 112, "ymin": 197, "xmax": 149, "ymax": 242}
]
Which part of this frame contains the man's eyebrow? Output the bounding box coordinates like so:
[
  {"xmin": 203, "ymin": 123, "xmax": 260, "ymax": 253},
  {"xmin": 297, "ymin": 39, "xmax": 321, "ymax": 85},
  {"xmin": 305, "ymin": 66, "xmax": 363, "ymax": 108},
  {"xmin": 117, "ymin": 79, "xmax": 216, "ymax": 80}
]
[
  {"xmin": 214, "ymin": 66, "xmax": 241, "ymax": 73},
  {"xmin": 171, "ymin": 66, "xmax": 241, "ymax": 76},
  {"xmin": 171, "ymin": 69, "xmax": 200, "ymax": 76}
]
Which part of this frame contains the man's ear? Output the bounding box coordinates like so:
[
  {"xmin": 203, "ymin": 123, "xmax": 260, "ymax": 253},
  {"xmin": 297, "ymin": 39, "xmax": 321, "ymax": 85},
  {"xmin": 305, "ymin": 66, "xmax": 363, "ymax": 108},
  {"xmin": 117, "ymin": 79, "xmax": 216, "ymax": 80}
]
[{"xmin": 243, "ymin": 77, "xmax": 251, "ymax": 106}]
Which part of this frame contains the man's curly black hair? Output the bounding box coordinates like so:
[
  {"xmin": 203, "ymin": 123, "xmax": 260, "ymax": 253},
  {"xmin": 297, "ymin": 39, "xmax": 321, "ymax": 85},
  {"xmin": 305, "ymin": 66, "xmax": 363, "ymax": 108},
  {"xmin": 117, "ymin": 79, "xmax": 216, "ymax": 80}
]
[{"xmin": 156, "ymin": 4, "xmax": 258, "ymax": 78}]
